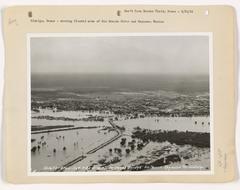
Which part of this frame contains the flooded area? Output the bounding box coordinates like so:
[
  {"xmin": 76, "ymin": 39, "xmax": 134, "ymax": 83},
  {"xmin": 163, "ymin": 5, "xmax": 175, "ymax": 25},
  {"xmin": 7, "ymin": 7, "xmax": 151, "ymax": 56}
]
[
  {"xmin": 30, "ymin": 35, "xmax": 211, "ymax": 173},
  {"xmin": 32, "ymin": 109, "xmax": 210, "ymax": 133},
  {"xmin": 31, "ymin": 109, "xmax": 210, "ymax": 172},
  {"xmin": 116, "ymin": 117, "xmax": 210, "ymax": 133},
  {"xmin": 31, "ymin": 127, "xmax": 117, "ymax": 171}
]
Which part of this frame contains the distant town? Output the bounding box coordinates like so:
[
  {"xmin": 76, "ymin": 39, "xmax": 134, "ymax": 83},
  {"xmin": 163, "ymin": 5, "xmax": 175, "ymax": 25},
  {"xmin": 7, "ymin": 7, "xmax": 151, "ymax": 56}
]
[{"xmin": 31, "ymin": 90, "xmax": 209, "ymax": 120}]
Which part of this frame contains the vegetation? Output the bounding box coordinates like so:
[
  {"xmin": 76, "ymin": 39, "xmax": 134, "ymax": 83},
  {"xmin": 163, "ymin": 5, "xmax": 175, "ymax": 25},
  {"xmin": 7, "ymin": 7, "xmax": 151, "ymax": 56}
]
[
  {"xmin": 120, "ymin": 138, "xmax": 126, "ymax": 146},
  {"xmin": 132, "ymin": 128, "xmax": 210, "ymax": 148}
]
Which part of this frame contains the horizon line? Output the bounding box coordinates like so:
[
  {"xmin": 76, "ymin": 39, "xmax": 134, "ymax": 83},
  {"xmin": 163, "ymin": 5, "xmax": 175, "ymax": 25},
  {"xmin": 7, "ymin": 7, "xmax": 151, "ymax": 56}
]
[{"xmin": 31, "ymin": 72, "xmax": 209, "ymax": 75}]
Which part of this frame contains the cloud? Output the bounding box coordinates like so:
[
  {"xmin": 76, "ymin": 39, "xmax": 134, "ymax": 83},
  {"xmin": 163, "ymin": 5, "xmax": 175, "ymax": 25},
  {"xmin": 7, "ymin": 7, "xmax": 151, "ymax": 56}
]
[{"xmin": 31, "ymin": 36, "xmax": 209, "ymax": 75}]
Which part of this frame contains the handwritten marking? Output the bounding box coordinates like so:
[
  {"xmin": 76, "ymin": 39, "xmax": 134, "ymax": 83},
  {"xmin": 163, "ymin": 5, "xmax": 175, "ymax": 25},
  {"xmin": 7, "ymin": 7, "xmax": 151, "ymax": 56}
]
[
  {"xmin": 223, "ymin": 153, "xmax": 227, "ymax": 173},
  {"xmin": 8, "ymin": 18, "xmax": 18, "ymax": 26},
  {"xmin": 217, "ymin": 148, "xmax": 223, "ymax": 167},
  {"xmin": 217, "ymin": 148, "xmax": 228, "ymax": 173}
]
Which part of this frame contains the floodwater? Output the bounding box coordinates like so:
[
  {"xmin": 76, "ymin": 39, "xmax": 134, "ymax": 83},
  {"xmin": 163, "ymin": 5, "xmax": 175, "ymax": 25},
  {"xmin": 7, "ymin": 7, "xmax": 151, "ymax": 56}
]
[
  {"xmin": 31, "ymin": 109, "xmax": 113, "ymax": 127},
  {"xmin": 31, "ymin": 128, "xmax": 117, "ymax": 171},
  {"xmin": 31, "ymin": 109, "xmax": 210, "ymax": 172},
  {"xmin": 32, "ymin": 109, "xmax": 115, "ymax": 119},
  {"xmin": 32, "ymin": 109, "xmax": 210, "ymax": 133},
  {"xmin": 116, "ymin": 117, "xmax": 210, "ymax": 133}
]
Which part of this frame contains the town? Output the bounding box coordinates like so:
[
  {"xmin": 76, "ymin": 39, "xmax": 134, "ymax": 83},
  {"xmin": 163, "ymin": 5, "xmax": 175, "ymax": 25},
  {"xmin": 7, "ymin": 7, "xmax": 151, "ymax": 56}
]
[{"xmin": 31, "ymin": 90, "xmax": 209, "ymax": 119}]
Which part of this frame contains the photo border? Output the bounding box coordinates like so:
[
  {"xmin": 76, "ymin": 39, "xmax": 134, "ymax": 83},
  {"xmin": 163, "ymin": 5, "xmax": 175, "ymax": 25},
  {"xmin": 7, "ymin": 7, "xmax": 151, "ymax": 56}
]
[{"xmin": 27, "ymin": 32, "xmax": 214, "ymax": 176}]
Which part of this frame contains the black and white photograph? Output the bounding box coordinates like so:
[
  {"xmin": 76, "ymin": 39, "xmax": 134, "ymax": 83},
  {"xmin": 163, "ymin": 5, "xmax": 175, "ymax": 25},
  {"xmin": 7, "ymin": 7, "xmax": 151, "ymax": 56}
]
[{"xmin": 29, "ymin": 34, "xmax": 212, "ymax": 173}]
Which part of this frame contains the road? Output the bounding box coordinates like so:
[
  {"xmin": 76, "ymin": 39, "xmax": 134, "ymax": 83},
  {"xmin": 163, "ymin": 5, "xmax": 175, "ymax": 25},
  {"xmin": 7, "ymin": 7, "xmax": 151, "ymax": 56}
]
[
  {"xmin": 31, "ymin": 126, "xmax": 97, "ymax": 134},
  {"xmin": 55, "ymin": 120, "xmax": 123, "ymax": 172},
  {"xmin": 86, "ymin": 120, "xmax": 122, "ymax": 154},
  {"xmin": 55, "ymin": 155, "xmax": 86, "ymax": 172}
]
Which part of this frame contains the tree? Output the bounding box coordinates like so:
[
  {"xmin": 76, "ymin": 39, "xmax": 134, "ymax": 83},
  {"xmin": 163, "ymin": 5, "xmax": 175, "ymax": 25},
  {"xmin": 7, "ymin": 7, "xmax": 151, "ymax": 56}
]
[
  {"xmin": 31, "ymin": 146, "xmax": 37, "ymax": 153},
  {"xmin": 131, "ymin": 144, "xmax": 135, "ymax": 150},
  {"xmin": 120, "ymin": 138, "xmax": 126, "ymax": 146}
]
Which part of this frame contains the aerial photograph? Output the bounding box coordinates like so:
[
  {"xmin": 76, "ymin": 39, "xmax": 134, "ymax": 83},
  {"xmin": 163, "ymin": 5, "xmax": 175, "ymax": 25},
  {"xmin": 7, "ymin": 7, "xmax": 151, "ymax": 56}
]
[{"xmin": 30, "ymin": 35, "xmax": 211, "ymax": 172}]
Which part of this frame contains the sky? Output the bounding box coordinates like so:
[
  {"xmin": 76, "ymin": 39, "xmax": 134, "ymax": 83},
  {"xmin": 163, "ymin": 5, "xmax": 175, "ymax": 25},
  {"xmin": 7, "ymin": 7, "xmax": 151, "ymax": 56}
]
[{"xmin": 31, "ymin": 35, "xmax": 209, "ymax": 75}]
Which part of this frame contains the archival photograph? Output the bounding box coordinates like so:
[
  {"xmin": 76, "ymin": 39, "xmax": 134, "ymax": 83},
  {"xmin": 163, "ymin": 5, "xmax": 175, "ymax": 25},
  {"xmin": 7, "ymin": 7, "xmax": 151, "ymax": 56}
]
[{"xmin": 30, "ymin": 34, "xmax": 211, "ymax": 173}]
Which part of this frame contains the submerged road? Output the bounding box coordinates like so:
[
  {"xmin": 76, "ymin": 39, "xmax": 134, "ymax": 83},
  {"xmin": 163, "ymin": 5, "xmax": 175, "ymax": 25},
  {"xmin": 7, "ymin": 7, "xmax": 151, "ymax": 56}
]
[{"xmin": 55, "ymin": 120, "xmax": 123, "ymax": 172}]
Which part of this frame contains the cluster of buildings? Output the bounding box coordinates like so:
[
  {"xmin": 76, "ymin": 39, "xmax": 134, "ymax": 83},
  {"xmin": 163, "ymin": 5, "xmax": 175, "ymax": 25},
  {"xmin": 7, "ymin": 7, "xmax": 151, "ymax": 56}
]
[{"xmin": 31, "ymin": 92, "xmax": 210, "ymax": 118}]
